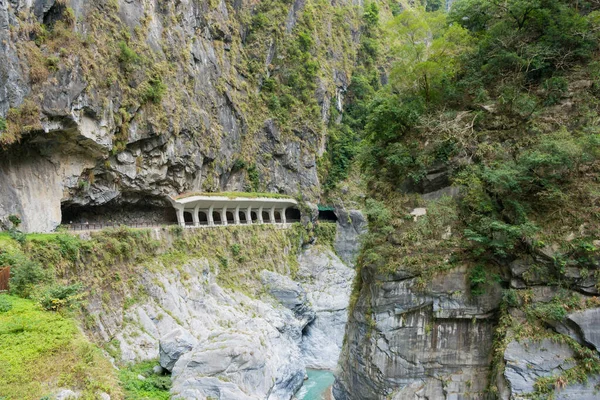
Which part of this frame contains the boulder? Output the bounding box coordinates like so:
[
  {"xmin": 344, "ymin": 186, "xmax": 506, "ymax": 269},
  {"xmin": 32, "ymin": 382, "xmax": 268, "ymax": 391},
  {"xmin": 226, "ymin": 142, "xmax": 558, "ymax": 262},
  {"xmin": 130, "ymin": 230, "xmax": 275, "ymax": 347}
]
[
  {"xmin": 261, "ymin": 270, "xmax": 315, "ymax": 328},
  {"xmin": 159, "ymin": 328, "xmax": 198, "ymax": 372}
]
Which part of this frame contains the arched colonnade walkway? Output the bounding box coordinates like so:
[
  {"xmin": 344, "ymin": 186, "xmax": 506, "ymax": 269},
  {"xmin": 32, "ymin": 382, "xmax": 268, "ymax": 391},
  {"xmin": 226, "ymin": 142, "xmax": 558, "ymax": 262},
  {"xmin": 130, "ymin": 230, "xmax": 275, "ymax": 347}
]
[{"xmin": 169, "ymin": 195, "xmax": 301, "ymax": 227}]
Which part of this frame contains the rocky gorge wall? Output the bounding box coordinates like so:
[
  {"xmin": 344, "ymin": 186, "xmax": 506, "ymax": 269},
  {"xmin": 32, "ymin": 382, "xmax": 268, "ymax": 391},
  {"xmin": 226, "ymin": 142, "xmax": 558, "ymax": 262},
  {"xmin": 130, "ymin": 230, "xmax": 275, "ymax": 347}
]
[
  {"xmin": 334, "ymin": 190, "xmax": 600, "ymax": 400},
  {"xmin": 35, "ymin": 212, "xmax": 364, "ymax": 399},
  {"xmin": 0, "ymin": 0, "xmax": 367, "ymax": 232}
]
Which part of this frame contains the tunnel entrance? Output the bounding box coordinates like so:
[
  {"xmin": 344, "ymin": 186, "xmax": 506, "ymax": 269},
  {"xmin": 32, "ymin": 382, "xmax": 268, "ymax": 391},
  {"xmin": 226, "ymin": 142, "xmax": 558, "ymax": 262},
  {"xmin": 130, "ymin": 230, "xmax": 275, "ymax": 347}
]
[{"xmin": 317, "ymin": 207, "xmax": 338, "ymax": 222}]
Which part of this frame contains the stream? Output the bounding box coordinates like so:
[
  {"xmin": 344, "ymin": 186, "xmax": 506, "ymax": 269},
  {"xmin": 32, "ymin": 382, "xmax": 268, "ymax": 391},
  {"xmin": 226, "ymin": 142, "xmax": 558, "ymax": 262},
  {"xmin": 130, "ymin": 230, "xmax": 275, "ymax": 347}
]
[{"xmin": 295, "ymin": 369, "xmax": 336, "ymax": 400}]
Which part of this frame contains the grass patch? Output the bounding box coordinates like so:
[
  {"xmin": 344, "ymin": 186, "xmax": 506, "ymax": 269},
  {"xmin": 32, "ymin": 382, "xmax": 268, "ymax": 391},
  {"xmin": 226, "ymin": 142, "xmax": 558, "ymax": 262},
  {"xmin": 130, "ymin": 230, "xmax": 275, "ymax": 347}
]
[
  {"xmin": 0, "ymin": 296, "xmax": 120, "ymax": 400},
  {"xmin": 173, "ymin": 191, "xmax": 295, "ymax": 200},
  {"xmin": 119, "ymin": 360, "xmax": 171, "ymax": 400}
]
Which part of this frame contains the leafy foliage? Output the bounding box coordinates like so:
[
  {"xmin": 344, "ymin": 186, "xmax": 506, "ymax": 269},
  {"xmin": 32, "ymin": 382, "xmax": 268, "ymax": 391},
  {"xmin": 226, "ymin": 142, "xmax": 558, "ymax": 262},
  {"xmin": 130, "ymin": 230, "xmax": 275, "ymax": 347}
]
[{"xmin": 119, "ymin": 360, "xmax": 171, "ymax": 400}]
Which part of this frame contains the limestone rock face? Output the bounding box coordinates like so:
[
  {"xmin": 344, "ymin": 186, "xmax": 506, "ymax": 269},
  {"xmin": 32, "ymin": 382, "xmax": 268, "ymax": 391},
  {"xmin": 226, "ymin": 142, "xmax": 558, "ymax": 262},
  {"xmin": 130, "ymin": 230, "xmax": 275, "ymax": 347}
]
[
  {"xmin": 566, "ymin": 308, "xmax": 600, "ymax": 351},
  {"xmin": 85, "ymin": 245, "xmax": 354, "ymax": 400},
  {"xmin": 159, "ymin": 328, "xmax": 198, "ymax": 372},
  {"xmin": 261, "ymin": 269, "xmax": 316, "ymax": 329},
  {"xmin": 334, "ymin": 264, "xmax": 501, "ymax": 400},
  {"xmin": 296, "ymin": 247, "xmax": 356, "ymax": 370},
  {"xmin": 333, "ymin": 207, "xmax": 367, "ymax": 268},
  {"xmin": 503, "ymin": 339, "xmax": 575, "ymax": 397},
  {"xmin": 0, "ymin": 0, "xmax": 361, "ymax": 232}
]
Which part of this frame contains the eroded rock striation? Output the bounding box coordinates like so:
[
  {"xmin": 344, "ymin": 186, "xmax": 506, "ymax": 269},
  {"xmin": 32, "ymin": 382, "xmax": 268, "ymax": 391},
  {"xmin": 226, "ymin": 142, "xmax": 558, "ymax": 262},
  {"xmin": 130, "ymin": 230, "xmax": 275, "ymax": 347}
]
[{"xmin": 86, "ymin": 243, "xmax": 354, "ymax": 399}]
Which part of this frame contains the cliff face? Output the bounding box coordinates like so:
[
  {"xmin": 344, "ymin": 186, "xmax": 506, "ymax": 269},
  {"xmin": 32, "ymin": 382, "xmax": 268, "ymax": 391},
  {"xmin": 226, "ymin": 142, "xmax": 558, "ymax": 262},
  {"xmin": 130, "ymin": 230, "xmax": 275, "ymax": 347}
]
[
  {"xmin": 334, "ymin": 75, "xmax": 600, "ymax": 400},
  {"xmin": 0, "ymin": 0, "xmax": 364, "ymax": 232}
]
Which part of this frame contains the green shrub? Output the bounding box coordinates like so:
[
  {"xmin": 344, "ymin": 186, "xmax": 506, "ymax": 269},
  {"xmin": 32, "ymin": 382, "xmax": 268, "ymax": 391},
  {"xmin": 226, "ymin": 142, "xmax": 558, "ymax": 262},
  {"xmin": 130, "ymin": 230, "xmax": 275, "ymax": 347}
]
[
  {"xmin": 118, "ymin": 41, "xmax": 140, "ymax": 65},
  {"xmin": 37, "ymin": 283, "xmax": 83, "ymax": 311},
  {"xmin": 230, "ymin": 244, "xmax": 241, "ymax": 257},
  {"xmin": 8, "ymin": 228, "xmax": 26, "ymax": 245},
  {"xmin": 469, "ymin": 265, "xmax": 487, "ymax": 296},
  {"xmin": 45, "ymin": 56, "xmax": 60, "ymax": 71},
  {"xmin": 119, "ymin": 360, "xmax": 171, "ymax": 400},
  {"xmin": 8, "ymin": 257, "xmax": 49, "ymax": 298},
  {"xmin": 247, "ymin": 164, "xmax": 260, "ymax": 192},
  {"xmin": 8, "ymin": 215, "xmax": 21, "ymax": 227},
  {"xmin": 502, "ymin": 289, "xmax": 519, "ymax": 307},
  {"xmin": 0, "ymin": 117, "xmax": 6, "ymax": 132},
  {"xmin": 0, "ymin": 296, "xmax": 12, "ymax": 313},
  {"xmin": 142, "ymin": 76, "xmax": 166, "ymax": 104},
  {"xmin": 543, "ymin": 76, "xmax": 568, "ymax": 105}
]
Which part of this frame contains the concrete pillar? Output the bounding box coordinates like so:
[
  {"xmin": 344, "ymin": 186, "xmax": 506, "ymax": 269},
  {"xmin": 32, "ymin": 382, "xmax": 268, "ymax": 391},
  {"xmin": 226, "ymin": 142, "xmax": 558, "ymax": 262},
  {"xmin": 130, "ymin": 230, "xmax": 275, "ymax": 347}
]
[
  {"xmin": 281, "ymin": 207, "xmax": 287, "ymax": 224},
  {"xmin": 193, "ymin": 205, "xmax": 200, "ymax": 227},
  {"xmin": 234, "ymin": 206, "xmax": 240, "ymax": 225},
  {"xmin": 269, "ymin": 207, "xmax": 275, "ymax": 224},
  {"xmin": 247, "ymin": 207, "xmax": 252, "ymax": 224},
  {"xmin": 221, "ymin": 207, "xmax": 228, "ymax": 226},
  {"xmin": 258, "ymin": 206, "xmax": 264, "ymax": 224},
  {"xmin": 208, "ymin": 205, "xmax": 214, "ymax": 226},
  {"xmin": 176, "ymin": 207, "xmax": 185, "ymax": 227}
]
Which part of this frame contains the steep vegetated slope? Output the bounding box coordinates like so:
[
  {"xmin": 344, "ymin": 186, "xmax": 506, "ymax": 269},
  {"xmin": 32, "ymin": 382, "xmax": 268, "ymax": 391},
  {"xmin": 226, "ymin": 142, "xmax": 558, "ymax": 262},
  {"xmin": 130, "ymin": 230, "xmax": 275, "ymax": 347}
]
[
  {"xmin": 0, "ymin": 221, "xmax": 358, "ymax": 399},
  {"xmin": 334, "ymin": 0, "xmax": 600, "ymax": 399}
]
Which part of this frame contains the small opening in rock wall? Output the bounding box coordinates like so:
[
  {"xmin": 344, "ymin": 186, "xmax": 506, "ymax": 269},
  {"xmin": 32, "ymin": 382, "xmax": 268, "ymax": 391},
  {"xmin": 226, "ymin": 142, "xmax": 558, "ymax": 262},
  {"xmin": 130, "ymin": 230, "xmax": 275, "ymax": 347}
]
[
  {"xmin": 43, "ymin": 2, "xmax": 68, "ymax": 27},
  {"xmin": 318, "ymin": 210, "xmax": 337, "ymax": 222}
]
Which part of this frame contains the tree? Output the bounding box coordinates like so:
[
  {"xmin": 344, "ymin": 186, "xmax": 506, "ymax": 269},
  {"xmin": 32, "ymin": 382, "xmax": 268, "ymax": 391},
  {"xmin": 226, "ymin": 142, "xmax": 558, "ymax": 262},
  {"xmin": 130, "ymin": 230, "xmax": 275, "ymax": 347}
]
[{"xmin": 388, "ymin": 6, "xmax": 472, "ymax": 103}]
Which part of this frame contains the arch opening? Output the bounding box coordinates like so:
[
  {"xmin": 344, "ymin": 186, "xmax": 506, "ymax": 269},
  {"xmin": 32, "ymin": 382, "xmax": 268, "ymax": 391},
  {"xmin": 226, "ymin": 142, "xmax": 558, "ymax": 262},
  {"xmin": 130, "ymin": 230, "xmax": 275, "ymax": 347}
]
[
  {"xmin": 212, "ymin": 212, "xmax": 222, "ymax": 225},
  {"xmin": 251, "ymin": 212, "xmax": 258, "ymax": 222},
  {"xmin": 183, "ymin": 212, "xmax": 193, "ymax": 225},
  {"xmin": 226, "ymin": 211, "xmax": 235, "ymax": 224},
  {"xmin": 239, "ymin": 211, "xmax": 248, "ymax": 223},
  {"xmin": 285, "ymin": 208, "xmax": 301, "ymax": 222},
  {"xmin": 198, "ymin": 211, "xmax": 208, "ymax": 225},
  {"xmin": 262, "ymin": 211, "xmax": 270, "ymax": 223},
  {"xmin": 274, "ymin": 211, "xmax": 282, "ymax": 223}
]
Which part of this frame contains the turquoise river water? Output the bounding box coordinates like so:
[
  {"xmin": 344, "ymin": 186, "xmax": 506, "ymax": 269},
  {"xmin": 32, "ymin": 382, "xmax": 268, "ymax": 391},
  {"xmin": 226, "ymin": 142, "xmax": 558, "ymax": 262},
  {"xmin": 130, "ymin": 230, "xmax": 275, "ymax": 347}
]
[{"xmin": 295, "ymin": 369, "xmax": 335, "ymax": 400}]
